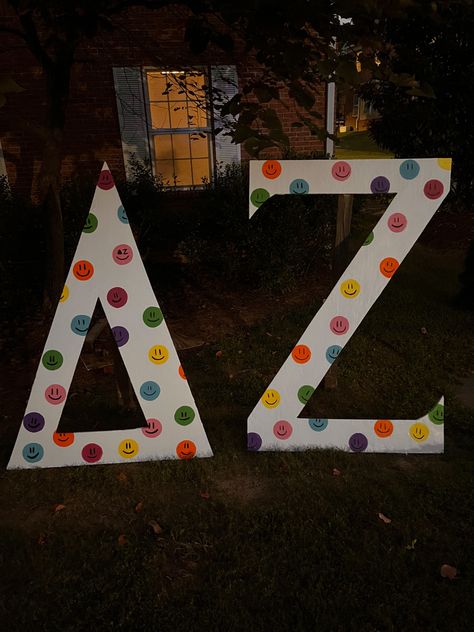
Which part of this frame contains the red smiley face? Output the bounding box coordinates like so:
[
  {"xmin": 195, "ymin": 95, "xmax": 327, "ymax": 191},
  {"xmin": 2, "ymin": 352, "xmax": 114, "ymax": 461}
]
[
  {"xmin": 81, "ymin": 443, "xmax": 103, "ymax": 463},
  {"xmin": 98, "ymin": 169, "xmax": 114, "ymax": 190},
  {"xmin": 73, "ymin": 260, "xmax": 94, "ymax": 281},
  {"xmin": 262, "ymin": 160, "xmax": 282, "ymax": 180},
  {"xmin": 423, "ymin": 179, "xmax": 444, "ymax": 200},
  {"xmin": 331, "ymin": 161, "xmax": 351, "ymax": 181}
]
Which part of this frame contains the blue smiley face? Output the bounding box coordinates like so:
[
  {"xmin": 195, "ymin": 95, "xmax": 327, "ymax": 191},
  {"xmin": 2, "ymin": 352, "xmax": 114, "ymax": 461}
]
[
  {"xmin": 399, "ymin": 159, "xmax": 420, "ymax": 180},
  {"xmin": 308, "ymin": 418, "xmax": 329, "ymax": 432},
  {"xmin": 70, "ymin": 315, "xmax": 91, "ymax": 336},
  {"xmin": 289, "ymin": 179, "xmax": 309, "ymax": 194},
  {"xmin": 326, "ymin": 345, "xmax": 342, "ymax": 364},
  {"xmin": 22, "ymin": 443, "xmax": 44, "ymax": 463},
  {"xmin": 117, "ymin": 205, "xmax": 129, "ymax": 224},
  {"xmin": 140, "ymin": 381, "xmax": 161, "ymax": 401}
]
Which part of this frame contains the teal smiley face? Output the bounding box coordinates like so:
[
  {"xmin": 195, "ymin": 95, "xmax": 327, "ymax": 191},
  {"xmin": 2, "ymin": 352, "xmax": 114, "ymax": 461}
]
[
  {"xmin": 308, "ymin": 418, "xmax": 328, "ymax": 432},
  {"xmin": 42, "ymin": 350, "xmax": 63, "ymax": 371},
  {"xmin": 83, "ymin": 213, "xmax": 98, "ymax": 234},
  {"xmin": 297, "ymin": 385, "xmax": 315, "ymax": 405},
  {"xmin": 22, "ymin": 443, "xmax": 44, "ymax": 463},
  {"xmin": 70, "ymin": 315, "xmax": 91, "ymax": 336},
  {"xmin": 289, "ymin": 179, "xmax": 309, "ymax": 194},
  {"xmin": 140, "ymin": 381, "xmax": 161, "ymax": 401},
  {"xmin": 326, "ymin": 345, "xmax": 342, "ymax": 364},
  {"xmin": 428, "ymin": 403, "xmax": 444, "ymax": 425},
  {"xmin": 399, "ymin": 159, "xmax": 420, "ymax": 180},
  {"xmin": 250, "ymin": 188, "xmax": 270, "ymax": 207},
  {"xmin": 117, "ymin": 205, "xmax": 129, "ymax": 224},
  {"xmin": 174, "ymin": 406, "xmax": 195, "ymax": 426},
  {"xmin": 142, "ymin": 307, "xmax": 164, "ymax": 328}
]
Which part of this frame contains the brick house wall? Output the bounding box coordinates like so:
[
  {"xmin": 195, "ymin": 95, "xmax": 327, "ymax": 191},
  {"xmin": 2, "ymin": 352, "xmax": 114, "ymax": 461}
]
[{"xmin": 0, "ymin": 4, "xmax": 326, "ymax": 197}]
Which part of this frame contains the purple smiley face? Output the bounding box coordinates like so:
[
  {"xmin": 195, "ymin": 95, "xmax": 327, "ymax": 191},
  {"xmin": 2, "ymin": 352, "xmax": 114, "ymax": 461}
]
[
  {"xmin": 23, "ymin": 412, "xmax": 45, "ymax": 433},
  {"xmin": 348, "ymin": 433, "xmax": 368, "ymax": 452},
  {"xmin": 370, "ymin": 176, "xmax": 390, "ymax": 194},
  {"xmin": 111, "ymin": 326, "xmax": 129, "ymax": 347},
  {"xmin": 247, "ymin": 432, "xmax": 262, "ymax": 451}
]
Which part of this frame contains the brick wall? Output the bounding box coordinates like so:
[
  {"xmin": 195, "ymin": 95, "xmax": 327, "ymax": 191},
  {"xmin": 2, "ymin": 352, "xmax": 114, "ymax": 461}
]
[{"xmin": 0, "ymin": 5, "xmax": 325, "ymax": 197}]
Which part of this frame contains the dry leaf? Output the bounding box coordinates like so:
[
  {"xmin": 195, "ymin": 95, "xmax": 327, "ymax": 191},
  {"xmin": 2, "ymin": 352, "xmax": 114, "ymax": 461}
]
[
  {"xmin": 332, "ymin": 468, "xmax": 341, "ymax": 476},
  {"xmin": 378, "ymin": 512, "xmax": 392, "ymax": 524},
  {"xmin": 215, "ymin": 350, "xmax": 223, "ymax": 358},
  {"xmin": 406, "ymin": 538, "xmax": 417, "ymax": 550},
  {"xmin": 134, "ymin": 501, "xmax": 144, "ymax": 513},
  {"xmin": 420, "ymin": 327, "xmax": 428, "ymax": 335},
  {"xmin": 440, "ymin": 564, "xmax": 458, "ymax": 580},
  {"xmin": 117, "ymin": 534, "xmax": 127, "ymax": 546},
  {"xmin": 116, "ymin": 471, "xmax": 128, "ymax": 483},
  {"xmin": 199, "ymin": 490, "xmax": 210, "ymax": 499},
  {"xmin": 53, "ymin": 503, "xmax": 66, "ymax": 513},
  {"xmin": 38, "ymin": 533, "xmax": 47, "ymax": 545},
  {"xmin": 148, "ymin": 520, "xmax": 163, "ymax": 535}
]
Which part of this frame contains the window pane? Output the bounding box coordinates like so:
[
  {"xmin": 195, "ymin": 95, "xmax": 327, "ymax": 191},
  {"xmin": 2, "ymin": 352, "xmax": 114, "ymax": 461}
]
[
  {"xmin": 174, "ymin": 159, "xmax": 193, "ymax": 186},
  {"xmin": 155, "ymin": 159, "xmax": 174, "ymax": 184},
  {"xmin": 172, "ymin": 134, "xmax": 191, "ymax": 159},
  {"xmin": 147, "ymin": 72, "xmax": 169, "ymax": 101},
  {"xmin": 153, "ymin": 135, "xmax": 173, "ymax": 161},
  {"xmin": 170, "ymin": 103, "xmax": 190, "ymax": 128},
  {"xmin": 192, "ymin": 158, "xmax": 211, "ymax": 185},
  {"xmin": 190, "ymin": 134, "xmax": 209, "ymax": 159},
  {"xmin": 187, "ymin": 102, "xmax": 208, "ymax": 128},
  {"xmin": 149, "ymin": 103, "xmax": 170, "ymax": 129}
]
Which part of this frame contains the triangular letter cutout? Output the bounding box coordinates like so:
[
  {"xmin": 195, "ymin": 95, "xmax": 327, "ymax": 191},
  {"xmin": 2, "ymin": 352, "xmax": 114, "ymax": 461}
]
[{"xmin": 8, "ymin": 164, "xmax": 213, "ymax": 469}]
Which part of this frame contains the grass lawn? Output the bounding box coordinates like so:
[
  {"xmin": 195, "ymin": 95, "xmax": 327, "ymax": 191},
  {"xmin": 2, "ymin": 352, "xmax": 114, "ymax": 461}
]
[
  {"xmin": 336, "ymin": 131, "xmax": 394, "ymax": 159},
  {"xmin": 1, "ymin": 207, "xmax": 473, "ymax": 631}
]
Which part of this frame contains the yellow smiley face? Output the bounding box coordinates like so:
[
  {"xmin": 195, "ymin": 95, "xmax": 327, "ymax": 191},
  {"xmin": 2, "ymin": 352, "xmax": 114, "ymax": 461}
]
[
  {"xmin": 262, "ymin": 389, "xmax": 281, "ymax": 409},
  {"xmin": 340, "ymin": 279, "xmax": 361, "ymax": 299},
  {"xmin": 59, "ymin": 285, "xmax": 69, "ymax": 303},
  {"xmin": 118, "ymin": 438, "xmax": 139, "ymax": 458},
  {"xmin": 409, "ymin": 422, "xmax": 429, "ymax": 443},
  {"xmin": 437, "ymin": 158, "xmax": 452, "ymax": 171},
  {"xmin": 148, "ymin": 345, "xmax": 169, "ymax": 365}
]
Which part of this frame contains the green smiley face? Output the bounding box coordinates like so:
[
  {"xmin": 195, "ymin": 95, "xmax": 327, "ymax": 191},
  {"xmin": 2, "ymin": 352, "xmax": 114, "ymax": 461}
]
[
  {"xmin": 83, "ymin": 213, "xmax": 98, "ymax": 234},
  {"xmin": 143, "ymin": 307, "xmax": 164, "ymax": 328},
  {"xmin": 428, "ymin": 403, "xmax": 444, "ymax": 425},
  {"xmin": 363, "ymin": 232, "xmax": 374, "ymax": 246},
  {"xmin": 297, "ymin": 385, "xmax": 315, "ymax": 405},
  {"xmin": 174, "ymin": 406, "xmax": 195, "ymax": 426},
  {"xmin": 42, "ymin": 350, "xmax": 63, "ymax": 371},
  {"xmin": 250, "ymin": 188, "xmax": 270, "ymax": 207}
]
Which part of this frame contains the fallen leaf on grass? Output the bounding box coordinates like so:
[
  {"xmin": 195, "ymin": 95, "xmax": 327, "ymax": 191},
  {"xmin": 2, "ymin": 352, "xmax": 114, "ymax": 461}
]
[
  {"xmin": 378, "ymin": 512, "xmax": 392, "ymax": 524},
  {"xmin": 134, "ymin": 501, "xmax": 144, "ymax": 513},
  {"xmin": 38, "ymin": 533, "xmax": 47, "ymax": 545},
  {"xmin": 116, "ymin": 471, "xmax": 128, "ymax": 483},
  {"xmin": 53, "ymin": 503, "xmax": 66, "ymax": 513},
  {"xmin": 420, "ymin": 327, "xmax": 428, "ymax": 335},
  {"xmin": 440, "ymin": 564, "xmax": 458, "ymax": 580},
  {"xmin": 148, "ymin": 520, "xmax": 163, "ymax": 535},
  {"xmin": 199, "ymin": 490, "xmax": 210, "ymax": 499},
  {"xmin": 332, "ymin": 468, "xmax": 341, "ymax": 476},
  {"xmin": 406, "ymin": 538, "xmax": 417, "ymax": 550},
  {"xmin": 215, "ymin": 350, "xmax": 223, "ymax": 358},
  {"xmin": 117, "ymin": 534, "xmax": 127, "ymax": 546}
]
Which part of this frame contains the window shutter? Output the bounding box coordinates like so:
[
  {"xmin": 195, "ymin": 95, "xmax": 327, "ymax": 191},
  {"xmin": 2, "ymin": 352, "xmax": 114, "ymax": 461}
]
[
  {"xmin": 211, "ymin": 65, "xmax": 241, "ymax": 168},
  {"xmin": 113, "ymin": 67, "xmax": 151, "ymax": 178}
]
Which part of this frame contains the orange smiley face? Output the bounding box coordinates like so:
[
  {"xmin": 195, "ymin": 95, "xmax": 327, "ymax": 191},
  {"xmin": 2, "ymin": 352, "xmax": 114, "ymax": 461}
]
[
  {"xmin": 374, "ymin": 419, "xmax": 393, "ymax": 438},
  {"xmin": 73, "ymin": 260, "xmax": 94, "ymax": 281},
  {"xmin": 291, "ymin": 344, "xmax": 312, "ymax": 364},
  {"xmin": 262, "ymin": 160, "xmax": 282, "ymax": 180},
  {"xmin": 379, "ymin": 257, "xmax": 399, "ymax": 279},
  {"xmin": 53, "ymin": 432, "xmax": 75, "ymax": 447},
  {"xmin": 176, "ymin": 440, "xmax": 196, "ymax": 460}
]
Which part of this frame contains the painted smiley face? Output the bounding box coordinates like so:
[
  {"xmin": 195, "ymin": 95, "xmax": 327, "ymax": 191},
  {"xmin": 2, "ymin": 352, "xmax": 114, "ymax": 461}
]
[
  {"xmin": 363, "ymin": 232, "xmax": 374, "ymax": 246},
  {"xmin": 273, "ymin": 420, "xmax": 293, "ymax": 440},
  {"xmin": 370, "ymin": 176, "xmax": 390, "ymax": 194},
  {"xmin": 437, "ymin": 158, "xmax": 452, "ymax": 171},
  {"xmin": 348, "ymin": 433, "xmax": 368, "ymax": 452},
  {"xmin": 139, "ymin": 381, "xmax": 161, "ymax": 401},
  {"xmin": 262, "ymin": 160, "xmax": 282, "ymax": 179},
  {"xmin": 297, "ymin": 385, "xmax": 315, "ymax": 405},
  {"xmin": 41, "ymin": 350, "xmax": 63, "ymax": 371},
  {"xmin": 174, "ymin": 406, "xmax": 196, "ymax": 426},
  {"xmin": 143, "ymin": 307, "xmax": 164, "ymax": 328},
  {"xmin": 118, "ymin": 439, "xmax": 139, "ymax": 459},
  {"xmin": 141, "ymin": 418, "xmax": 163, "ymax": 438},
  {"xmin": 81, "ymin": 443, "xmax": 103, "ymax": 463},
  {"xmin": 379, "ymin": 257, "xmax": 399, "ymax": 279},
  {"xmin": 247, "ymin": 432, "xmax": 263, "ymax": 451},
  {"xmin": 330, "ymin": 316, "xmax": 349, "ymax": 335},
  {"xmin": 250, "ymin": 188, "xmax": 270, "ymax": 207},
  {"xmin": 374, "ymin": 419, "xmax": 394, "ymax": 438},
  {"xmin": 112, "ymin": 244, "xmax": 133, "ymax": 265},
  {"xmin": 117, "ymin": 205, "xmax": 129, "ymax": 224},
  {"xmin": 308, "ymin": 418, "xmax": 328, "ymax": 432},
  {"xmin": 289, "ymin": 178, "xmax": 309, "ymax": 194},
  {"xmin": 107, "ymin": 287, "xmax": 128, "ymax": 308},
  {"xmin": 331, "ymin": 161, "xmax": 351, "ymax": 181},
  {"xmin": 148, "ymin": 345, "xmax": 169, "ymax": 365},
  {"xmin": 98, "ymin": 169, "xmax": 114, "ymax": 190},
  {"xmin": 23, "ymin": 412, "xmax": 45, "ymax": 433},
  {"xmin": 22, "ymin": 443, "xmax": 44, "ymax": 463},
  {"xmin": 388, "ymin": 213, "xmax": 407, "ymax": 233},
  {"xmin": 428, "ymin": 403, "xmax": 444, "ymax": 425},
  {"xmin": 83, "ymin": 213, "xmax": 98, "ymax": 234},
  {"xmin": 409, "ymin": 422, "xmax": 429, "ymax": 443},
  {"xmin": 399, "ymin": 159, "xmax": 420, "ymax": 180},
  {"xmin": 178, "ymin": 365, "xmax": 187, "ymax": 380},
  {"xmin": 59, "ymin": 285, "xmax": 69, "ymax": 302},
  {"xmin": 340, "ymin": 279, "xmax": 360, "ymax": 298},
  {"xmin": 53, "ymin": 432, "xmax": 75, "ymax": 447},
  {"xmin": 424, "ymin": 179, "xmax": 444, "ymax": 200},
  {"xmin": 73, "ymin": 260, "xmax": 94, "ymax": 281},
  {"xmin": 112, "ymin": 326, "xmax": 129, "ymax": 348},
  {"xmin": 326, "ymin": 345, "xmax": 342, "ymax": 364},
  {"xmin": 176, "ymin": 439, "xmax": 196, "ymax": 460},
  {"xmin": 71, "ymin": 315, "xmax": 91, "ymax": 336},
  {"xmin": 291, "ymin": 344, "xmax": 312, "ymax": 364},
  {"xmin": 44, "ymin": 384, "xmax": 66, "ymax": 405},
  {"xmin": 261, "ymin": 389, "xmax": 281, "ymax": 409}
]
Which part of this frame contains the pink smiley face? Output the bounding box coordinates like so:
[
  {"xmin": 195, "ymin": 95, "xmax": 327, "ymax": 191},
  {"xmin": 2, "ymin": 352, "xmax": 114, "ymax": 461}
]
[
  {"xmin": 98, "ymin": 169, "xmax": 114, "ymax": 190},
  {"xmin": 424, "ymin": 179, "xmax": 444, "ymax": 200},
  {"xmin": 112, "ymin": 244, "xmax": 133, "ymax": 265},
  {"xmin": 273, "ymin": 420, "xmax": 293, "ymax": 440},
  {"xmin": 388, "ymin": 213, "xmax": 407, "ymax": 233},
  {"xmin": 331, "ymin": 161, "xmax": 351, "ymax": 181},
  {"xmin": 45, "ymin": 384, "xmax": 66, "ymax": 405},
  {"xmin": 81, "ymin": 443, "xmax": 103, "ymax": 463},
  {"xmin": 329, "ymin": 315, "xmax": 349, "ymax": 335},
  {"xmin": 141, "ymin": 418, "xmax": 163, "ymax": 438}
]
